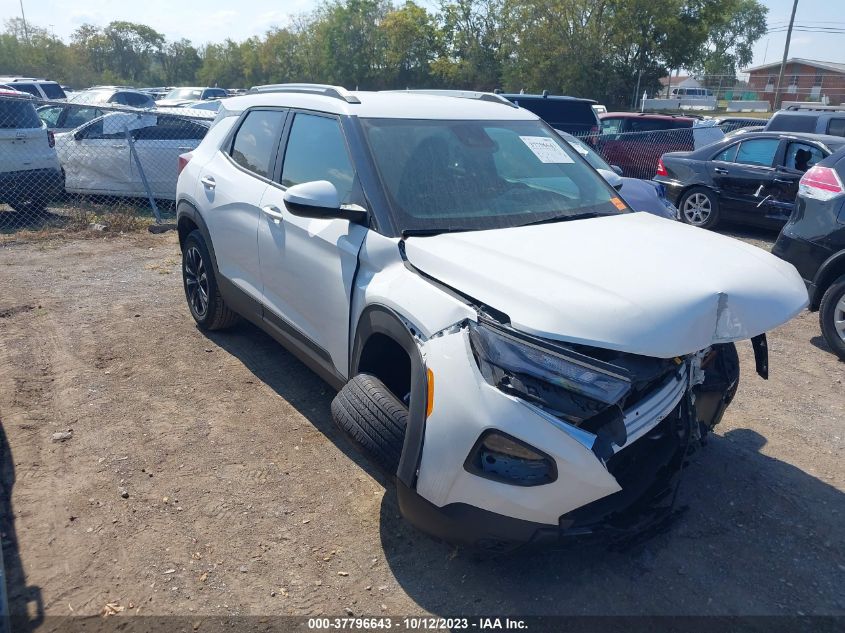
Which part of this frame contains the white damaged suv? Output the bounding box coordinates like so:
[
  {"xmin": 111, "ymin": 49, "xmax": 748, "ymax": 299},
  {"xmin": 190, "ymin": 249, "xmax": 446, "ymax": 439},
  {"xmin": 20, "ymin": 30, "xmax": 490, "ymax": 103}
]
[{"xmin": 176, "ymin": 85, "xmax": 808, "ymax": 550}]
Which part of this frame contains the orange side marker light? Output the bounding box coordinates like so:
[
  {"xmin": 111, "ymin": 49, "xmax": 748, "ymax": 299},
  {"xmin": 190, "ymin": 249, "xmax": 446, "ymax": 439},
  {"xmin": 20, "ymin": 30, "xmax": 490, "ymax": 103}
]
[{"xmin": 426, "ymin": 368, "xmax": 435, "ymax": 418}]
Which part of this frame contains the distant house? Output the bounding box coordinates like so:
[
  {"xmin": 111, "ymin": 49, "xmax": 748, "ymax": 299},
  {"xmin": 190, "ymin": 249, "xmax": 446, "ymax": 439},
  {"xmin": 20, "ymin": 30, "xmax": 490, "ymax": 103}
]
[{"xmin": 744, "ymin": 58, "xmax": 845, "ymax": 106}]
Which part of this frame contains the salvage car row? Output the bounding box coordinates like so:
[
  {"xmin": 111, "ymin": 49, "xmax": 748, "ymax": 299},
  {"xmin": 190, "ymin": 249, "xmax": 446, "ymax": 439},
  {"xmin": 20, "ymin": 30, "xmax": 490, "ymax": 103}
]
[{"xmin": 0, "ymin": 88, "xmax": 214, "ymax": 207}]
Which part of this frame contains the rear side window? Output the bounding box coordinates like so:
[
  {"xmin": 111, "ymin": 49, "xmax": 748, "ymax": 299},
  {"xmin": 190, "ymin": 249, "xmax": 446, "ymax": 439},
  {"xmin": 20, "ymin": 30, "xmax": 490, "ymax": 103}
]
[
  {"xmin": 229, "ymin": 109, "xmax": 286, "ymax": 179},
  {"xmin": 0, "ymin": 100, "xmax": 42, "ymax": 128},
  {"xmin": 735, "ymin": 138, "xmax": 779, "ymax": 167},
  {"xmin": 37, "ymin": 105, "xmax": 64, "ymax": 128},
  {"xmin": 281, "ymin": 113, "xmax": 355, "ymax": 202},
  {"xmin": 600, "ymin": 118, "xmax": 623, "ymax": 134},
  {"xmin": 784, "ymin": 142, "xmax": 824, "ymax": 171},
  {"xmin": 713, "ymin": 144, "xmax": 739, "ymax": 162},
  {"xmin": 10, "ymin": 83, "xmax": 40, "ymax": 98},
  {"xmin": 133, "ymin": 117, "xmax": 208, "ymax": 141},
  {"xmin": 40, "ymin": 82, "xmax": 66, "ymax": 100},
  {"xmin": 826, "ymin": 118, "xmax": 845, "ymax": 137},
  {"xmin": 64, "ymin": 106, "xmax": 102, "ymax": 129},
  {"xmin": 767, "ymin": 113, "xmax": 816, "ymax": 133}
]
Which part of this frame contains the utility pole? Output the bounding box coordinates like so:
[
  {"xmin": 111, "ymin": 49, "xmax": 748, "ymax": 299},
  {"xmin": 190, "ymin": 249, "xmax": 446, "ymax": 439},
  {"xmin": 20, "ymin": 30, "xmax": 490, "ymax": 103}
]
[
  {"xmin": 18, "ymin": 0, "xmax": 30, "ymax": 43},
  {"xmin": 773, "ymin": 0, "xmax": 799, "ymax": 110}
]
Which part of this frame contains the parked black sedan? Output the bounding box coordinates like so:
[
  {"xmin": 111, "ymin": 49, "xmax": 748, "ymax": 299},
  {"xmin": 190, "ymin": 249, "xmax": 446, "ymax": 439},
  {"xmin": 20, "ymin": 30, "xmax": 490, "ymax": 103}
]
[
  {"xmin": 654, "ymin": 131, "xmax": 845, "ymax": 229},
  {"xmin": 773, "ymin": 148, "xmax": 845, "ymax": 359}
]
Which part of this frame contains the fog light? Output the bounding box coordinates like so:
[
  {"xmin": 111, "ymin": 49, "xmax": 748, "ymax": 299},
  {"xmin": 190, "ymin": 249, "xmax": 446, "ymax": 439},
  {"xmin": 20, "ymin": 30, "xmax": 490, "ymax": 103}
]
[{"xmin": 464, "ymin": 431, "xmax": 557, "ymax": 486}]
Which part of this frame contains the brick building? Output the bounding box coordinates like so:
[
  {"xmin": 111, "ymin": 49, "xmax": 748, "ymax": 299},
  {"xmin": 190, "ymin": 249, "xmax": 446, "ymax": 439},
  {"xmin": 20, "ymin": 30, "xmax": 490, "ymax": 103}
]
[{"xmin": 744, "ymin": 58, "xmax": 845, "ymax": 106}]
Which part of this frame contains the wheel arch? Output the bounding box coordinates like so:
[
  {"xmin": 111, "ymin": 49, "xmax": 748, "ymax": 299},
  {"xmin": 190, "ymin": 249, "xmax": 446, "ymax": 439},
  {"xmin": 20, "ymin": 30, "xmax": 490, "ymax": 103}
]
[
  {"xmin": 812, "ymin": 250, "xmax": 845, "ymax": 309},
  {"xmin": 350, "ymin": 304, "xmax": 428, "ymax": 488},
  {"xmin": 176, "ymin": 200, "xmax": 219, "ymax": 276}
]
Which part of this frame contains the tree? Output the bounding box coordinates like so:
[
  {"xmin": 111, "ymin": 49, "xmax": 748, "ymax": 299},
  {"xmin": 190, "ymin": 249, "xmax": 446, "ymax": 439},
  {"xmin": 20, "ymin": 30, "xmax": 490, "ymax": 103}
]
[
  {"xmin": 435, "ymin": 0, "xmax": 505, "ymax": 89},
  {"xmin": 160, "ymin": 39, "xmax": 202, "ymax": 85},
  {"xmin": 311, "ymin": 0, "xmax": 391, "ymax": 89},
  {"xmin": 695, "ymin": 0, "xmax": 768, "ymax": 79},
  {"xmin": 381, "ymin": 2, "xmax": 442, "ymax": 87},
  {"xmin": 102, "ymin": 21, "xmax": 165, "ymax": 83}
]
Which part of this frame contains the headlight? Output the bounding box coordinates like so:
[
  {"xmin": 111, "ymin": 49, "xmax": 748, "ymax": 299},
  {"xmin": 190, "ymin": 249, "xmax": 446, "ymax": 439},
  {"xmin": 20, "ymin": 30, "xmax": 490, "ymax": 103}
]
[{"xmin": 468, "ymin": 321, "xmax": 632, "ymax": 407}]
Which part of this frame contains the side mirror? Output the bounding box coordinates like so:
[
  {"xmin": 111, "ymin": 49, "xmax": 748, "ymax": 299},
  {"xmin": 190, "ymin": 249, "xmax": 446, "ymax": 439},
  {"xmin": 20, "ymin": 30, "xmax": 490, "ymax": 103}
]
[
  {"xmin": 611, "ymin": 165, "xmax": 623, "ymax": 176},
  {"xmin": 283, "ymin": 180, "xmax": 366, "ymax": 223},
  {"xmin": 73, "ymin": 130, "xmax": 83, "ymax": 141},
  {"xmin": 597, "ymin": 168, "xmax": 624, "ymax": 191}
]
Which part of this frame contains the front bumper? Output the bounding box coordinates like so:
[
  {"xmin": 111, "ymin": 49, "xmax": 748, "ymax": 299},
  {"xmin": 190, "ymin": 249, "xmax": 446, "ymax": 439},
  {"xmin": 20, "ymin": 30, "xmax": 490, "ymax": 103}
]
[
  {"xmin": 399, "ymin": 399, "xmax": 692, "ymax": 551},
  {"xmin": 404, "ymin": 327, "xmax": 736, "ymax": 550}
]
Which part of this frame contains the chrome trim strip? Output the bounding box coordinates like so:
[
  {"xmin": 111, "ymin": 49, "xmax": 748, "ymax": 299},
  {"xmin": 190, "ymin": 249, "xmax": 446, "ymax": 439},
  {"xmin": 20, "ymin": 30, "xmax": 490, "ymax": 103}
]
[{"xmin": 614, "ymin": 364, "xmax": 688, "ymax": 453}]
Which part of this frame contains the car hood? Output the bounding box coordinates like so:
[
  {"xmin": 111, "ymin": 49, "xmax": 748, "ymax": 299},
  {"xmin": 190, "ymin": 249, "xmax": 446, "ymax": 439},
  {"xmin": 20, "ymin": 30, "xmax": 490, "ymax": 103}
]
[{"xmin": 403, "ymin": 212, "xmax": 808, "ymax": 358}]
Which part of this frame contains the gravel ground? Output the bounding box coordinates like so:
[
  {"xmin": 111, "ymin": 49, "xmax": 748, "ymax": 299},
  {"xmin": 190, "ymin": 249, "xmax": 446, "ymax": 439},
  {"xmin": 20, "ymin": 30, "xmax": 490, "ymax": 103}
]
[{"xmin": 0, "ymin": 227, "xmax": 842, "ymax": 625}]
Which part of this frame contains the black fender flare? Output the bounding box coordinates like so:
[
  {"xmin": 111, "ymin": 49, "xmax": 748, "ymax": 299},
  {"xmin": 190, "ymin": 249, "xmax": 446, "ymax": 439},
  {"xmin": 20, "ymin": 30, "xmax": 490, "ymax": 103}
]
[
  {"xmin": 350, "ymin": 305, "xmax": 427, "ymax": 488},
  {"xmin": 812, "ymin": 249, "xmax": 845, "ymax": 309},
  {"xmin": 176, "ymin": 200, "xmax": 220, "ymax": 277}
]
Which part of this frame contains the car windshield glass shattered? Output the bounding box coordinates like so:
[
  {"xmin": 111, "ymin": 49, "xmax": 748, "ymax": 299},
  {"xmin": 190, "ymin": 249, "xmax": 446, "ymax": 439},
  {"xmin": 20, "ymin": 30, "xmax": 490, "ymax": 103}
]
[{"xmin": 360, "ymin": 118, "xmax": 626, "ymax": 233}]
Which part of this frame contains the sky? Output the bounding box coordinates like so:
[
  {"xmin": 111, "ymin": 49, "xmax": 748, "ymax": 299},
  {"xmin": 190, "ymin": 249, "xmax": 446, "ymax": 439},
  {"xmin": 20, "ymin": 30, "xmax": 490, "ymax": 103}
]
[{"xmin": 1, "ymin": 0, "xmax": 842, "ymax": 73}]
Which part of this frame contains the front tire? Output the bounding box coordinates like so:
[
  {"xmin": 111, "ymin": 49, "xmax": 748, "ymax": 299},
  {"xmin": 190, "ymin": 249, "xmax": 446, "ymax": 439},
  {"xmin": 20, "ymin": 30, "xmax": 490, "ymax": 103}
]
[
  {"xmin": 181, "ymin": 230, "xmax": 239, "ymax": 331},
  {"xmin": 819, "ymin": 275, "xmax": 845, "ymax": 360},
  {"xmin": 679, "ymin": 187, "xmax": 720, "ymax": 229},
  {"xmin": 331, "ymin": 373, "xmax": 408, "ymax": 474}
]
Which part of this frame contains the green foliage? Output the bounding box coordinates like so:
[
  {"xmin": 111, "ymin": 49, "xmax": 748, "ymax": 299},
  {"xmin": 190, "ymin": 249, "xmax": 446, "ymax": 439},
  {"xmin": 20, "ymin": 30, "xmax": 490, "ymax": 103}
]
[{"xmin": 0, "ymin": 0, "xmax": 767, "ymax": 107}]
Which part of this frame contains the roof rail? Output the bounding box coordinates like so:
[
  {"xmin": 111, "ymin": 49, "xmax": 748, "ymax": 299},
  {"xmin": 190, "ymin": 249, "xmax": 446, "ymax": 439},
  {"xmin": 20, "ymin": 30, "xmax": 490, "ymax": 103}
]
[
  {"xmin": 784, "ymin": 104, "xmax": 845, "ymax": 112},
  {"xmin": 382, "ymin": 89, "xmax": 518, "ymax": 108},
  {"xmin": 248, "ymin": 83, "xmax": 361, "ymax": 104}
]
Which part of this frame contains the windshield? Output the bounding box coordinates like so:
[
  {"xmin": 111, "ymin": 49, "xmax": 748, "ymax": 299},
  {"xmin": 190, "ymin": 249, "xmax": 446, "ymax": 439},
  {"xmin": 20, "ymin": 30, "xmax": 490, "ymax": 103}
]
[
  {"xmin": 360, "ymin": 118, "xmax": 626, "ymax": 233},
  {"xmin": 165, "ymin": 88, "xmax": 202, "ymax": 101},
  {"xmin": 559, "ymin": 132, "xmax": 613, "ymax": 172}
]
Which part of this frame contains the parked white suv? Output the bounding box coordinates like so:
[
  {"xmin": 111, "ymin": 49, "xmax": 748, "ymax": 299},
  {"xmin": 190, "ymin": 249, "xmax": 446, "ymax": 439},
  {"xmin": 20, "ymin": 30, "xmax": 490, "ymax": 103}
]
[
  {"xmin": 0, "ymin": 90, "xmax": 63, "ymax": 212},
  {"xmin": 175, "ymin": 85, "xmax": 808, "ymax": 550}
]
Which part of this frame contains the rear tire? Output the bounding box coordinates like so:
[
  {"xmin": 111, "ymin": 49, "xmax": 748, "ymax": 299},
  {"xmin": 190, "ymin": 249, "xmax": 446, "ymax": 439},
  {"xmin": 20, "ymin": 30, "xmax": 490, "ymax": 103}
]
[
  {"xmin": 331, "ymin": 373, "xmax": 408, "ymax": 474},
  {"xmin": 181, "ymin": 230, "xmax": 239, "ymax": 331},
  {"xmin": 679, "ymin": 187, "xmax": 720, "ymax": 229},
  {"xmin": 819, "ymin": 275, "xmax": 845, "ymax": 360}
]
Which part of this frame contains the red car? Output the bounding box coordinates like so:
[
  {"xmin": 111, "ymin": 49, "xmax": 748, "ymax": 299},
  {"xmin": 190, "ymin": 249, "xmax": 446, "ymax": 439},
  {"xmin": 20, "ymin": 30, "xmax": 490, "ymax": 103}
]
[{"xmin": 596, "ymin": 113, "xmax": 700, "ymax": 179}]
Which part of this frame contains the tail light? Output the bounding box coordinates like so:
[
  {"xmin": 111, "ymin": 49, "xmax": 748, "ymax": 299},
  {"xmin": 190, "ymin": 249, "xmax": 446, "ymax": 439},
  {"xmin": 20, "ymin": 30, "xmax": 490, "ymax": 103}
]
[
  {"xmin": 656, "ymin": 158, "xmax": 668, "ymax": 177},
  {"xmin": 177, "ymin": 152, "xmax": 193, "ymax": 176},
  {"xmin": 47, "ymin": 130, "xmax": 55, "ymax": 148},
  {"xmin": 587, "ymin": 125, "xmax": 599, "ymax": 146},
  {"xmin": 799, "ymin": 165, "xmax": 844, "ymax": 201}
]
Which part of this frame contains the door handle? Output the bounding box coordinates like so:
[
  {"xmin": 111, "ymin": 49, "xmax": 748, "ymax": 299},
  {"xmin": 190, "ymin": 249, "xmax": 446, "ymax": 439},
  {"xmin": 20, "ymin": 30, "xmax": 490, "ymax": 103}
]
[
  {"xmin": 178, "ymin": 146, "xmax": 193, "ymax": 151},
  {"xmin": 111, "ymin": 144, "xmax": 125, "ymax": 149},
  {"xmin": 773, "ymin": 177, "xmax": 793, "ymax": 185},
  {"xmin": 200, "ymin": 176, "xmax": 216, "ymax": 189},
  {"xmin": 262, "ymin": 205, "xmax": 284, "ymax": 221},
  {"xmin": 714, "ymin": 167, "xmax": 729, "ymax": 175}
]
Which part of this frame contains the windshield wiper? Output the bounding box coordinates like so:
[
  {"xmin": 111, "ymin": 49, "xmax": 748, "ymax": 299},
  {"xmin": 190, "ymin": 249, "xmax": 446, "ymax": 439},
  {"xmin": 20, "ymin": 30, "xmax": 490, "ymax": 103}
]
[
  {"xmin": 402, "ymin": 227, "xmax": 475, "ymax": 237},
  {"xmin": 516, "ymin": 211, "xmax": 608, "ymax": 228}
]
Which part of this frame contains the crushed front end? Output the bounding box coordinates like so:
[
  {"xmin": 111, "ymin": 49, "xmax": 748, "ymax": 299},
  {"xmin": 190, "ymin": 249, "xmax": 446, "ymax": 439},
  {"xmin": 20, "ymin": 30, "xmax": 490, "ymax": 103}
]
[{"xmin": 402, "ymin": 317, "xmax": 744, "ymax": 551}]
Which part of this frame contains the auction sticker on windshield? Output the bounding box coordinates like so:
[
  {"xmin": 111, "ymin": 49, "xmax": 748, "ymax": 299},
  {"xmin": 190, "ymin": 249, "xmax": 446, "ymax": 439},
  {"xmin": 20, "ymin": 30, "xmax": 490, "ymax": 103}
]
[{"xmin": 519, "ymin": 136, "xmax": 574, "ymax": 164}]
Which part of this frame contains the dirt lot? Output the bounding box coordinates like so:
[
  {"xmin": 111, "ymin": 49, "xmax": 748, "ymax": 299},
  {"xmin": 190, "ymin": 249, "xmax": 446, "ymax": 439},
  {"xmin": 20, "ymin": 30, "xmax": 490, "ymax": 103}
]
[{"xmin": 0, "ymin": 227, "xmax": 843, "ymax": 624}]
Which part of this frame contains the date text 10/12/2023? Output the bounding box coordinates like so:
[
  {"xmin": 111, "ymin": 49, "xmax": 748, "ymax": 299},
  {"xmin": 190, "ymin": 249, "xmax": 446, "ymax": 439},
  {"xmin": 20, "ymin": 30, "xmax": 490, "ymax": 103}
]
[{"xmin": 307, "ymin": 617, "xmax": 528, "ymax": 630}]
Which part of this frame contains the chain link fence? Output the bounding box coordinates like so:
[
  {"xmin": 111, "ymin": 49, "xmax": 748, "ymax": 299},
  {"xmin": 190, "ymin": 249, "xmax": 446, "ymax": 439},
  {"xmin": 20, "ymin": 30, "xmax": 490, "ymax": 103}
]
[{"xmin": 0, "ymin": 94, "xmax": 215, "ymax": 239}]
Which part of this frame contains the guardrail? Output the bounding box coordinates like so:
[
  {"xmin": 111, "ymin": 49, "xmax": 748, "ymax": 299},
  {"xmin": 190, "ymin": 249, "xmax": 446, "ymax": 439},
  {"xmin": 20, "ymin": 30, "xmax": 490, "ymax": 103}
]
[{"xmin": 725, "ymin": 101, "xmax": 770, "ymax": 113}]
